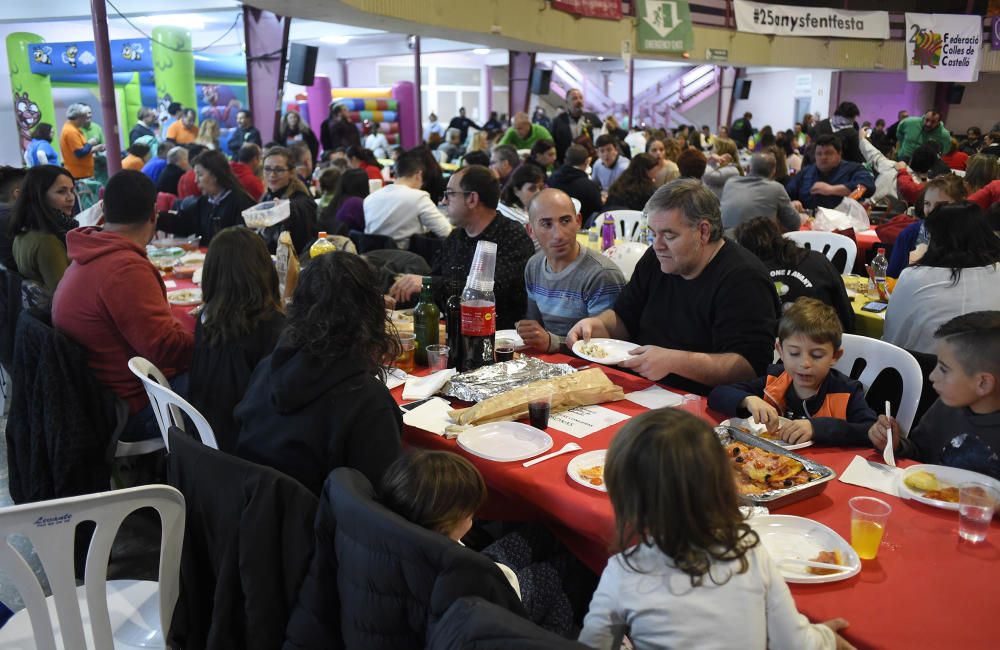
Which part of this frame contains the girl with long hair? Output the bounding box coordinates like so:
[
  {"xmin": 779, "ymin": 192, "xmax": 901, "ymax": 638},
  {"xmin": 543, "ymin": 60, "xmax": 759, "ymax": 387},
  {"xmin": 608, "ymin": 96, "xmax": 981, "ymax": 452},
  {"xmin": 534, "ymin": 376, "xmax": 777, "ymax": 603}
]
[
  {"xmin": 579, "ymin": 409, "xmax": 853, "ymax": 649},
  {"xmin": 646, "ymin": 138, "xmax": 680, "ymax": 187},
  {"xmin": 187, "ymin": 227, "xmax": 285, "ymax": 451},
  {"xmin": 606, "ymin": 153, "xmax": 658, "ymax": 211},
  {"xmin": 346, "ymin": 145, "xmax": 384, "ymax": 182},
  {"xmin": 279, "ymin": 110, "xmax": 320, "ymax": 162},
  {"xmin": 885, "ymin": 202, "xmax": 1000, "ymax": 354},
  {"xmin": 234, "ymin": 251, "xmax": 403, "ymax": 495},
  {"xmin": 703, "ymin": 136, "xmax": 744, "ymax": 199},
  {"xmin": 498, "ymin": 163, "xmax": 546, "ymax": 228},
  {"xmin": 526, "ymin": 139, "xmax": 557, "ymax": 176},
  {"xmin": 195, "ymin": 118, "xmax": 221, "ymax": 150},
  {"xmin": 9, "ymin": 165, "xmax": 76, "ymax": 293},
  {"xmin": 156, "ymin": 149, "xmax": 256, "ymax": 245},
  {"xmin": 258, "ymin": 146, "xmax": 318, "ymax": 254}
]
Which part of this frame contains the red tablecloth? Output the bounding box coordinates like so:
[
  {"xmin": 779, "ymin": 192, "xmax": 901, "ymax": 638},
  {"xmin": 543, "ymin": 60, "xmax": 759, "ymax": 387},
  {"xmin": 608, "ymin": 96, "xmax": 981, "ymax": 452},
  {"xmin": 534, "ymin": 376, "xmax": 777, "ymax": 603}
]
[{"xmin": 398, "ymin": 354, "xmax": 998, "ymax": 650}]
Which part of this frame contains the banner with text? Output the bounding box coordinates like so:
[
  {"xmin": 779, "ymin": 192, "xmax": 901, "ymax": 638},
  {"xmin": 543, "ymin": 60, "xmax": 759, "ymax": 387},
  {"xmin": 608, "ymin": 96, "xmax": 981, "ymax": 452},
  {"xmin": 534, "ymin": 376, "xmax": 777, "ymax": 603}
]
[
  {"xmin": 733, "ymin": 0, "xmax": 889, "ymax": 39},
  {"xmin": 636, "ymin": 0, "xmax": 693, "ymax": 54},
  {"xmin": 905, "ymin": 13, "xmax": 982, "ymax": 82},
  {"xmin": 551, "ymin": 0, "xmax": 623, "ymax": 20}
]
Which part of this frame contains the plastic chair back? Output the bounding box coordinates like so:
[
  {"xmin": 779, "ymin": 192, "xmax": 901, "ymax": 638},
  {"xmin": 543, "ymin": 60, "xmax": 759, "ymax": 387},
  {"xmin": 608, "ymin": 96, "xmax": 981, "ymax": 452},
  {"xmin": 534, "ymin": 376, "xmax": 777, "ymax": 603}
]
[
  {"xmin": 605, "ymin": 210, "xmax": 645, "ymax": 242},
  {"xmin": 0, "ymin": 485, "xmax": 185, "ymax": 650},
  {"xmin": 837, "ymin": 334, "xmax": 923, "ymax": 433},
  {"xmin": 784, "ymin": 230, "xmax": 857, "ymax": 274},
  {"xmin": 603, "ymin": 242, "xmax": 648, "ymax": 281},
  {"xmin": 128, "ymin": 357, "xmax": 219, "ymax": 450}
]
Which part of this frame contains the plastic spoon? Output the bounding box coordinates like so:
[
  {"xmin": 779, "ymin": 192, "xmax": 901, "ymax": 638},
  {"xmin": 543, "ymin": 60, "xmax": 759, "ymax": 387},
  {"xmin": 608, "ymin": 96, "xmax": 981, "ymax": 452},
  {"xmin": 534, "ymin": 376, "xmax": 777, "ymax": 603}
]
[
  {"xmin": 883, "ymin": 400, "xmax": 896, "ymax": 468},
  {"xmin": 523, "ymin": 442, "xmax": 583, "ymax": 467},
  {"xmin": 778, "ymin": 557, "xmax": 850, "ymax": 573}
]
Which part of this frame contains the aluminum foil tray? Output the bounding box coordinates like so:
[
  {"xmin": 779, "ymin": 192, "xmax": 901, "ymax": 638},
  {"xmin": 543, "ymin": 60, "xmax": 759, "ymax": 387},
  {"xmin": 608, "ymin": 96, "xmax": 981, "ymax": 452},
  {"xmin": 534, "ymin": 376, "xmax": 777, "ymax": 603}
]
[
  {"xmin": 715, "ymin": 425, "xmax": 837, "ymax": 509},
  {"xmin": 442, "ymin": 357, "xmax": 577, "ymax": 403}
]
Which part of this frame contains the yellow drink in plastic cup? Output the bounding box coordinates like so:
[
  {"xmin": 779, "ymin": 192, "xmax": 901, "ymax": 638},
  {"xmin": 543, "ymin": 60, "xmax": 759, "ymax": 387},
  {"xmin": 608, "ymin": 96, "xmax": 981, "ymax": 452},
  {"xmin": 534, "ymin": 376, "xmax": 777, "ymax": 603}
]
[{"xmin": 849, "ymin": 496, "xmax": 891, "ymax": 560}]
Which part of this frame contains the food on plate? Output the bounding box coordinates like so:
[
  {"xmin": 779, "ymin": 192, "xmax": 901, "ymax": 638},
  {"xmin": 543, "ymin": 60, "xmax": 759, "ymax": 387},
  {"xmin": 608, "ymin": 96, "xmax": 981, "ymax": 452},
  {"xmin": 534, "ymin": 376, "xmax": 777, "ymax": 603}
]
[
  {"xmin": 807, "ymin": 550, "xmax": 844, "ymax": 575},
  {"xmin": 579, "ymin": 341, "xmax": 608, "ymax": 359},
  {"xmin": 733, "ymin": 418, "xmax": 781, "ymax": 441},
  {"xmin": 903, "ymin": 470, "xmax": 939, "ymax": 492},
  {"xmin": 923, "ymin": 486, "xmax": 960, "ymax": 503},
  {"xmin": 168, "ymin": 289, "xmax": 201, "ymax": 304},
  {"xmin": 726, "ymin": 442, "xmax": 818, "ymax": 494},
  {"xmin": 578, "ymin": 465, "xmax": 604, "ymax": 486},
  {"xmin": 172, "ymin": 265, "xmax": 198, "ymax": 279}
]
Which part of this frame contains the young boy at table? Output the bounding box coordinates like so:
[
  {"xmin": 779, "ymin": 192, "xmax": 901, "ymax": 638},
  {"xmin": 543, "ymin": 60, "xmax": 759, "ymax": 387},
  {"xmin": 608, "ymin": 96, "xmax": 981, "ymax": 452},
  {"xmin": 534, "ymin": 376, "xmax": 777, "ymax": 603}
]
[
  {"xmin": 870, "ymin": 311, "xmax": 1000, "ymax": 480},
  {"xmin": 708, "ymin": 297, "xmax": 877, "ymax": 446}
]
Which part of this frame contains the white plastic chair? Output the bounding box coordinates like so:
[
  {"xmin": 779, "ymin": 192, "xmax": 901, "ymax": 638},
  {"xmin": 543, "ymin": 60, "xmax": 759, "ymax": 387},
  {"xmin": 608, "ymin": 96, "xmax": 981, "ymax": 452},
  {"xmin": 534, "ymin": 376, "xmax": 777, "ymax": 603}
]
[
  {"xmin": 784, "ymin": 231, "xmax": 857, "ymax": 274},
  {"xmin": 128, "ymin": 357, "xmax": 219, "ymax": 450},
  {"xmin": 0, "ymin": 485, "xmax": 185, "ymax": 650},
  {"xmin": 837, "ymin": 334, "xmax": 923, "ymax": 434},
  {"xmin": 603, "ymin": 210, "xmax": 645, "ymax": 243},
  {"xmin": 603, "ymin": 242, "xmax": 649, "ymax": 281}
]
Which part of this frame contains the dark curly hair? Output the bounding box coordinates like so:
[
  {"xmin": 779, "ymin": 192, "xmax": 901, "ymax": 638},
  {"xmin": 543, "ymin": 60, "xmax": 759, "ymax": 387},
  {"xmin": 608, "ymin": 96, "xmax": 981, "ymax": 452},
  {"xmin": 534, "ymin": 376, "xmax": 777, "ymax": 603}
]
[
  {"xmin": 285, "ymin": 251, "xmax": 400, "ymax": 376},
  {"xmin": 606, "ymin": 409, "xmax": 758, "ymax": 587}
]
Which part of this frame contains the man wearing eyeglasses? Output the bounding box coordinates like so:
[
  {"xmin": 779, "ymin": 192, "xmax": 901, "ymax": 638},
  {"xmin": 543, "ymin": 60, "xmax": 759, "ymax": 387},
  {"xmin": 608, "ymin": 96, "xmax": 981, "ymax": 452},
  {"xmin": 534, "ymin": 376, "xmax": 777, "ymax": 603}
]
[{"xmin": 389, "ymin": 165, "xmax": 535, "ymax": 328}]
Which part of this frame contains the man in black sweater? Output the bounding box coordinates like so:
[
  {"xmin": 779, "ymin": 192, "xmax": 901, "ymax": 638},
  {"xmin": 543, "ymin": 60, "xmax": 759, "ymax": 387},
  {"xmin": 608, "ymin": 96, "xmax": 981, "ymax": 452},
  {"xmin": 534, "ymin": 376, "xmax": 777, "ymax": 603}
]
[
  {"xmin": 129, "ymin": 107, "xmax": 158, "ymax": 145},
  {"xmin": 567, "ymin": 179, "xmax": 780, "ymax": 394},
  {"xmin": 388, "ymin": 165, "xmax": 535, "ymax": 329},
  {"xmin": 320, "ymin": 103, "xmax": 360, "ymax": 153},
  {"xmin": 546, "ymin": 144, "xmax": 603, "ymax": 226},
  {"xmin": 550, "ymin": 89, "xmax": 602, "ymax": 164},
  {"xmin": 447, "ymin": 107, "xmax": 481, "ymax": 143}
]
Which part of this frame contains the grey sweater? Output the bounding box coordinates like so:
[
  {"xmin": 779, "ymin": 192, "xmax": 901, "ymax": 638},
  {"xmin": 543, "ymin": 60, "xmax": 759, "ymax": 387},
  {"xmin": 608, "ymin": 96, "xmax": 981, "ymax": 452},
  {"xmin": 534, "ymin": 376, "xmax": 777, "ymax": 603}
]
[{"xmin": 720, "ymin": 175, "xmax": 801, "ymax": 233}]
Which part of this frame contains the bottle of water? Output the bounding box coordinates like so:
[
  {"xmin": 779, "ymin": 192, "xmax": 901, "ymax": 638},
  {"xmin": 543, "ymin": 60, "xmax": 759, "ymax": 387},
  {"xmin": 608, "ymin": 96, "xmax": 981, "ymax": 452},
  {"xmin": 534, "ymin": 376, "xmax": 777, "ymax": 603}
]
[
  {"xmin": 601, "ymin": 213, "xmax": 616, "ymax": 251},
  {"xmin": 870, "ymin": 247, "xmax": 888, "ymax": 301}
]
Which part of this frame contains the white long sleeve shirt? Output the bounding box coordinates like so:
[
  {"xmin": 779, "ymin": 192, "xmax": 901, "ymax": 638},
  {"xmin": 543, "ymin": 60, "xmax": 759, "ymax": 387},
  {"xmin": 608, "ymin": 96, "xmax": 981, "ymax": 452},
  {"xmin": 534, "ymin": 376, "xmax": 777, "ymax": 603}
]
[
  {"xmin": 363, "ymin": 183, "xmax": 452, "ymax": 249},
  {"xmin": 579, "ymin": 543, "xmax": 835, "ymax": 650}
]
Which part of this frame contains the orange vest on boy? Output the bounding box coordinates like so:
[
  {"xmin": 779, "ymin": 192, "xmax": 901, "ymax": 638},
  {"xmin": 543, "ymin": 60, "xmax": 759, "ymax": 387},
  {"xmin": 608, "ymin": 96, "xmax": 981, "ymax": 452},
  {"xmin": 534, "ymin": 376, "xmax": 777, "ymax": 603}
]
[{"xmin": 762, "ymin": 371, "xmax": 851, "ymax": 419}]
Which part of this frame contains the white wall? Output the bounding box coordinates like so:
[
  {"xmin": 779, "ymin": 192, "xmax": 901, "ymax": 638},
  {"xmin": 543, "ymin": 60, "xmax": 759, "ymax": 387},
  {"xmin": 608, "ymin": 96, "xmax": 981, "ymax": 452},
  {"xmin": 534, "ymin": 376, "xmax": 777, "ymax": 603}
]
[
  {"xmin": 834, "ymin": 71, "xmax": 936, "ymax": 127},
  {"xmin": 731, "ymin": 68, "xmax": 832, "ymax": 131}
]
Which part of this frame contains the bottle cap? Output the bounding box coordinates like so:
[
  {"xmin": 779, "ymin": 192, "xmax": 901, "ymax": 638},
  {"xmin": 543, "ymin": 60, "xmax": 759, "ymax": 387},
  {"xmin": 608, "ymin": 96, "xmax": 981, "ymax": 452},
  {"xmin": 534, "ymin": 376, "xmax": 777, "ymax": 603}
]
[
  {"xmin": 877, "ymin": 247, "xmax": 886, "ymax": 255},
  {"xmin": 318, "ymin": 231, "xmax": 327, "ymax": 238}
]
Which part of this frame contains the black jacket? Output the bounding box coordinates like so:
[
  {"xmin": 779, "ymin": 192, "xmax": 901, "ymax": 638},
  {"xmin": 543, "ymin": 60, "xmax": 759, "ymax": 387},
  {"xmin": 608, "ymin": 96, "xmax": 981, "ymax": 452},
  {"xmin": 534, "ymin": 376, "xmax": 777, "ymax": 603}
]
[
  {"xmin": 0, "ymin": 202, "xmax": 17, "ymax": 271},
  {"xmin": 551, "ymin": 111, "xmax": 602, "ymax": 163},
  {"xmin": 428, "ymin": 597, "xmax": 591, "ymax": 650},
  {"xmin": 156, "ymin": 163, "xmax": 186, "ymax": 196},
  {"xmin": 6, "ymin": 308, "xmax": 121, "ymax": 503},
  {"xmin": 129, "ymin": 122, "xmax": 156, "ymax": 145},
  {"xmin": 187, "ymin": 311, "xmax": 285, "ymax": 452},
  {"xmin": 282, "ymin": 469, "xmax": 525, "ymax": 650},
  {"xmin": 234, "ymin": 335, "xmax": 403, "ymax": 496},
  {"xmin": 157, "ymin": 189, "xmax": 256, "ymax": 246},
  {"xmin": 227, "ymin": 125, "xmax": 263, "ymax": 157},
  {"xmin": 320, "ymin": 118, "xmax": 360, "ymax": 152},
  {"xmin": 166, "ymin": 427, "xmax": 318, "ymax": 650},
  {"xmin": 810, "ymin": 118, "xmax": 863, "ymax": 164},
  {"xmin": 546, "ymin": 165, "xmax": 604, "ymax": 224},
  {"xmin": 260, "ymin": 186, "xmax": 317, "ymax": 256}
]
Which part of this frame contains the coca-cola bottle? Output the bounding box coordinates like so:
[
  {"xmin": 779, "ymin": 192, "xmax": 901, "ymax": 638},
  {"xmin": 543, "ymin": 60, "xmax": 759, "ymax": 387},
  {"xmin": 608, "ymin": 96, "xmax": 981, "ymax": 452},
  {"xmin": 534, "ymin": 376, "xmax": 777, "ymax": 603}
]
[{"xmin": 460, "ymin": 241, "xmax": 498, "ymax": 371}]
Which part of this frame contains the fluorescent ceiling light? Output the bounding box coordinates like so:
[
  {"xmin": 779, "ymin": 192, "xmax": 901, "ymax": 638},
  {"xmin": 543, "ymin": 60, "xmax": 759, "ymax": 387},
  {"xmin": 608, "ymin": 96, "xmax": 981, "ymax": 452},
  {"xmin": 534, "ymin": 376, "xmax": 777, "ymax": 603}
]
[
  {"xmin": 321, "ymin": 35, "xmax": 351, "ymax": 45},
  {"xmin": 134, "ymin": 14, "xmax": 207, "ymax": 30},
  {"xmin": 473, "ymin": 48, "xmax": 491, "ymax": 55}
]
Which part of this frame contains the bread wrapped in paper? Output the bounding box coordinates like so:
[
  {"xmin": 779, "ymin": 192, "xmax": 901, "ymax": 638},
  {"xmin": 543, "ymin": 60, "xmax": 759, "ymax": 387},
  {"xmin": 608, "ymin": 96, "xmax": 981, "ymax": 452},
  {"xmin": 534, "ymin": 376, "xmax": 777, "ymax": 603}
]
[
  {"xmin": 448, "ymin": 368, "xmax": 624, "ymax": 426},
  {"xmin": 274, "ymin": 231, "xmax": 299, "ymax": 306}
]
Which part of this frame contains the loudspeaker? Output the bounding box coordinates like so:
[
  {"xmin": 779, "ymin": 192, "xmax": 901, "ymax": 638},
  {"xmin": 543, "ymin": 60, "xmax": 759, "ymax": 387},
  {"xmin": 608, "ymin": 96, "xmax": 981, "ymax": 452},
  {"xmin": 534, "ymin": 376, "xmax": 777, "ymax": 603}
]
[
  {"xmin": 287, "ymin": 43, "xmax": 318, "ymax": 86},
  {"xmin": 946, "ymin": 85, "xmax": 965, "ymax": 104},
  {"xmin": 530, "ymin": 68, "xmax": 552, "ymax": 95},
  {"xmin": 733, "ymin": 79, "xmax": 752, "ymax": 100}
]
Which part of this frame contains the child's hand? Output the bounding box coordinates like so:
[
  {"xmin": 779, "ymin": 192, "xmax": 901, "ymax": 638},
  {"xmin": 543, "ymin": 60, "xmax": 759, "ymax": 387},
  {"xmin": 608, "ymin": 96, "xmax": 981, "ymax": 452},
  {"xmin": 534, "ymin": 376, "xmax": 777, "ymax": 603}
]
[
  {"xmin": 779, "ymin": 419, "xmax": 813, "ymax": 444},
  {"xmin": 742, "ymin": 396, "xmax": 780, "ymax": 430},
  {"xmin": 821, "ymin": 618, "xmax": 856, "ymax": 650},
  {"xmin": 868, "ymin": 415, "xmax": 901, "ymax": 452}
]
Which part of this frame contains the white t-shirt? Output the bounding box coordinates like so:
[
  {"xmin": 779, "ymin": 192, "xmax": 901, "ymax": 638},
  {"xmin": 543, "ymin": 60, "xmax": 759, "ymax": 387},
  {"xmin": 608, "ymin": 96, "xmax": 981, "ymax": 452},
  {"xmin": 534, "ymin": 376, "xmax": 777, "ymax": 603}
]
[
  {"xmin": 884, "ymin": 264, "xmax": 1000, "ymax": 354},
  {"xmin": 579, "ymin": 542, "xmax": 835, "ymax": 650},
  {"xmin": 363, "ymin": 182, "xmax": 452, "ymax": 249}
]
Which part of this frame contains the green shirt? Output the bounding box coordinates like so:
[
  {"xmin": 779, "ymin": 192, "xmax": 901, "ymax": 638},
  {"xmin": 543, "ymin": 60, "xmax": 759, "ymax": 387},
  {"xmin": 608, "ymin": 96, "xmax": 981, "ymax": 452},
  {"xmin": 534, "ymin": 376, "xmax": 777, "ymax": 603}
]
[
  {"xmin": 896, "ymin": 116, "xmax": 951, "ymax": 160},
  {"xmin": 498, "ymin": 123, "xmax": 553, "ymax": 150},
  {"xmin": 12, "ymin": 230, "xmax": 70, "ymax": 294}
]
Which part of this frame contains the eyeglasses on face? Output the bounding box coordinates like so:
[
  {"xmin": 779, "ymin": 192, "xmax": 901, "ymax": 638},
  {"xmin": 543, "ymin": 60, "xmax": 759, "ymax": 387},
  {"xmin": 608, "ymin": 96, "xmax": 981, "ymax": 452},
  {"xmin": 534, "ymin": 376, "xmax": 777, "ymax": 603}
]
[
  {"xmin": 443, "ymin": 189, "xmax": 473, "ymax": 199},
  {"xmin": 263, "ymin": 167, "xmax": 289, "ymax": 175}
]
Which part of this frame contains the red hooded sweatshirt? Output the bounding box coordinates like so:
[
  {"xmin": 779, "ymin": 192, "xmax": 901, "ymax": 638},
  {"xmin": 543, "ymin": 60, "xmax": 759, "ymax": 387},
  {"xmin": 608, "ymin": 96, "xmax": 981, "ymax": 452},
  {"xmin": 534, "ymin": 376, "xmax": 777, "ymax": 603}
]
[
  {"xmin": 230, "ymin": 161, "xmax": 264, "ymax": 201},
  {"xmin": 53, "ymin": 227, "xmax": 194, "ymax": 413}
]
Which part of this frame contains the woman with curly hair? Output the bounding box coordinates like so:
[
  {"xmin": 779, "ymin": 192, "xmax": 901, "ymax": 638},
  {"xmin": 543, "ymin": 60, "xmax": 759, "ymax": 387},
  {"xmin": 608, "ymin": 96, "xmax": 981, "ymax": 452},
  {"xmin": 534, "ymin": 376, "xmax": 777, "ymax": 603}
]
[
  {"xmin": 605, "ymin": 153, "xmax": 658, "ymax": 211},
  {"xmin": 195, "ymin": 118, "xmax": 221, "ymax": 150},
  {"xmin": 234, "ymin": 251, "xmax": 403, "ymax": 494}
]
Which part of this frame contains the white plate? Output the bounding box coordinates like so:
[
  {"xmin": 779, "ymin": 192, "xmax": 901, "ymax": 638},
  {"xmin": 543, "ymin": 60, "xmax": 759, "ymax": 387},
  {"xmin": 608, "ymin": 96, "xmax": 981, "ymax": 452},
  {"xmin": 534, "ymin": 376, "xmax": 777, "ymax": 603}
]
[
  {"xmin": 572, "ymin": 338, "xmax": 640, "ymax": 365},
  {"xmin": 719, "ymin": 417, "xmax": 813, "ymax": 451},
  {"xmin": 495, "ymin": 329, "xmax": 525, "ymax": 349},
  {"xmin": 457, "ymin": 422, "xmax": 553, "ymax": 462},
  {"xmin": 567, "ymin": 449, "xmax": 607, "ymax": 492},
  {"xmin": 897, "ymin": 464, "xmax": 1000, "ymax": 512},
  {"xmin": 166, "ymin": 288, "xmax": 202, "ymax": 306},
  {"xmin": 748, "ymin": 514, "xmax": 861, "ymax": 584}
]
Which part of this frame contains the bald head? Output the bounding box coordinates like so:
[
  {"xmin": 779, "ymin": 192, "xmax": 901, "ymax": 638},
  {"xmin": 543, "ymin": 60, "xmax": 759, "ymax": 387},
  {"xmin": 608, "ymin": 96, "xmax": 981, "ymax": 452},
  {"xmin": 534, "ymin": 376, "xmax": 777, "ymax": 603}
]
[
  {"xmin": 528, "ymin": 188, "xmax": 576, "ymax": 223},
  {"xmin": 514, "ymin": 112, "xmax": 532, "ymax": 138},
  {"xmin": 527, "ymin": 188, "xmax": 582, "ymax": 263}
]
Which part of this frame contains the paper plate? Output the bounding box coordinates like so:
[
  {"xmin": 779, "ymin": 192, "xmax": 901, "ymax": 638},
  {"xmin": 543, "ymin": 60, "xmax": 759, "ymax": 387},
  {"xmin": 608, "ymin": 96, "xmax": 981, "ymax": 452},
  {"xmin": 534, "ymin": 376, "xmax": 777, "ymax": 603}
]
[
  {"xmin": 495, "ymin": 329, "xmax": 525, "ymax": 349},
  {"xmin": 719, "ymin": 417, "xmax": 813, "ymax": 451},
  {"xmin": 567, "ymin": 449, "xmax": 607, "ymax": 492},
  {"xmin": 897, "ymin": 464, "xmax": 1000, "ymax": 512},
  {"xmin": 166, "ymin": 288, "xmax": 202, "ymax": 306},
  {"xmin": 748, "ymin": 514, "xmax": 861, "ymax": 584},
  {"xmin": 457, "ymin": 422, "xmax": 553, "ymax": 462},
  {"xmin": 572, "ymin": 338, "xmax": 639, "ymax": 365}
]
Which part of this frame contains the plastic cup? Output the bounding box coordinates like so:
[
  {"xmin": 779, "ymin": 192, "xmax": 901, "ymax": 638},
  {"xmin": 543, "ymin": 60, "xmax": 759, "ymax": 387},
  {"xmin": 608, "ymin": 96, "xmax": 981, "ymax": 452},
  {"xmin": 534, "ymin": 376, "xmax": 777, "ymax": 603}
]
[
  {"xmin": 959, "ymin": 483, "xmax": 998, "ymax": 543},
  {"xmin": 849, "ymin": 496, "xmax": 891, "ymax": 560},
  {"xmin": 395, "ymin": 333, "xmax": 416, "ymax": 374},
  {"xmin": 426, "ymin": 344, "xmax": 450, "ymax": 372},
  {"xmin": 528, "ymin": 388, "xmax": 553, "ymax": 430},
  {"xmin": 495, "ymin": 338, "xmax": 515, "ymax": 362}
]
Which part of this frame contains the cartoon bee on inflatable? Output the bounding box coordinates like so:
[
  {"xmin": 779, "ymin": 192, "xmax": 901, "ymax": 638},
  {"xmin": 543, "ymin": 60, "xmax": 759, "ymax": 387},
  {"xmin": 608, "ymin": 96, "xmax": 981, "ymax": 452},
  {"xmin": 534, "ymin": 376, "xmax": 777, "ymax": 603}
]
[
  {"xmin": 32, "ymin": 46, "xmax": 52, "ymax": 65},
  {"xmin": 121, "ymin": 43, "xmax": 143, "ymax": 62},
  {"xmin": 62, "ymin": 45, "xmax": 79, "ymax": 67}
]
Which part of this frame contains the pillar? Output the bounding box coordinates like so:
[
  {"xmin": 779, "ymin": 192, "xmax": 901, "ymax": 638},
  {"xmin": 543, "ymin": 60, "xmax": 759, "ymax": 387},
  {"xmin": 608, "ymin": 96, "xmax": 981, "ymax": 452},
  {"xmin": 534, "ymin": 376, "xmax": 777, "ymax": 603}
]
[
  {"xmin": 243, "ymin": 7, "xmax": 291, "ymax": 144},
  {"xmin": 306, "ymin": 74, "xmax": 332, "ymax": 141},
  {"xmin": 508, "ymin": 51, "xmax": 535, "ymax": 118},
  {"xmin": 91, "ymin": 0, "xmax": 122, "ymax": 174},
  {"xmin": 5, "ymin": 32, "xmax": 56, "ymax": 156},
  {"xmin": 151, "ymin": 27, "xmax": 197, "ymax": 128}
]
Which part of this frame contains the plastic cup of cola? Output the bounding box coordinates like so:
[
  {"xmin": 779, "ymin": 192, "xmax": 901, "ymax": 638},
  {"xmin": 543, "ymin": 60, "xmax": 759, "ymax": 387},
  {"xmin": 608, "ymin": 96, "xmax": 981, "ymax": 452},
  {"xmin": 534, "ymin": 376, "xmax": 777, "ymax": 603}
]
[
  {"xmin": 426, "ymin": 344, "xmax": 450, "ymax": 372},
  {"xmin": 528, "ymin": 388, "xmax": 553, "ymax": 431}
]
